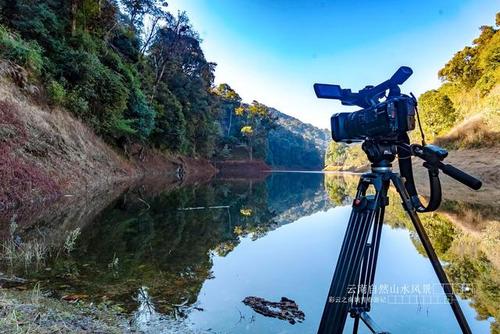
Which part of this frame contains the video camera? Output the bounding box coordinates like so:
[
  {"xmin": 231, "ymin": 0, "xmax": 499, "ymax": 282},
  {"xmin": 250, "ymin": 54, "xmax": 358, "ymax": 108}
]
[
  {"xmin": 313, "ymin": 67, "xmax": 482, "ymax": 334},
  {"xmin": 314, "ymin": 66, "xmax": 416, "ymax": 142}
]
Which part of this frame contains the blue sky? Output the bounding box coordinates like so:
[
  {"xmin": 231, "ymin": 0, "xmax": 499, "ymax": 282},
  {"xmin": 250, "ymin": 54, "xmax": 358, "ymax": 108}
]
[{"xmin": 168, "ymin": 1, "xmax": 498, "ymax": 128}]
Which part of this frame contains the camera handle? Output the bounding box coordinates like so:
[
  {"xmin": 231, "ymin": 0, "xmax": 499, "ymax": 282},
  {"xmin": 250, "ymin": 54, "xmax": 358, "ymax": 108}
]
[{"xmin": 396, "ymin": 135, "xmax": 482, "ymax": 213}]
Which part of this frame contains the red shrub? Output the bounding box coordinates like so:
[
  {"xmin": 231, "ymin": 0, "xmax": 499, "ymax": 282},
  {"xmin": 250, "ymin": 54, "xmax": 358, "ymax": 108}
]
[
  {"xmin": 0, "ymin": 99, "xmax": 27, "ymax": 148},
  {"xmin": 0, "ymin": 137, "xmax": 60, "ymax": 211}
]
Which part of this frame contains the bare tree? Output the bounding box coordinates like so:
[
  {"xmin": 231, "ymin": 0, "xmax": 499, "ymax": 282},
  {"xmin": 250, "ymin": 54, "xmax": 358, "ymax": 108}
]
[{"xmin": 149, "ymin": 11, "xmax": 196, "ymax": 99}]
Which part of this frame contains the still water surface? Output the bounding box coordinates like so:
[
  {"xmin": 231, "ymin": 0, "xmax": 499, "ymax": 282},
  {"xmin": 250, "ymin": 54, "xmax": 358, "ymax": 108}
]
[{"xmin": 5, "ymin": 172, "xmax": 498, "ymax": 333}]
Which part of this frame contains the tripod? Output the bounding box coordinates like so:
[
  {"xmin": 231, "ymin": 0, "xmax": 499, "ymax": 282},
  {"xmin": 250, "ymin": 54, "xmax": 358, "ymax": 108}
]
[{"xmin": 318, "ymin": 142, "xmax": 476, "ymax": 334}]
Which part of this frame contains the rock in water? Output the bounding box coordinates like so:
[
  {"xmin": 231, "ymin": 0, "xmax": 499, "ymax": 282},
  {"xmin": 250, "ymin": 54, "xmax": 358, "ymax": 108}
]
[{"xmin": 242, "ymin": 296, "xmax": 305, "ymax": 324}]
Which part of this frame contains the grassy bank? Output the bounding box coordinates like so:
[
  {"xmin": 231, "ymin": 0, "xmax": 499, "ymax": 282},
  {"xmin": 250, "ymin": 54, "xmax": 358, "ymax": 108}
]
[{"xmin": 0, "ymin": 287, "xmax": 131, "ymax": 333}]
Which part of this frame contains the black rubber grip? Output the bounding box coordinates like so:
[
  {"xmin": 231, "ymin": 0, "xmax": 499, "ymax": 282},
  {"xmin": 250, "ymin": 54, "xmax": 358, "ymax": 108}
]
[{"xmin": 439, "ymin": 163, "xmax": 482, "ymax": 190}]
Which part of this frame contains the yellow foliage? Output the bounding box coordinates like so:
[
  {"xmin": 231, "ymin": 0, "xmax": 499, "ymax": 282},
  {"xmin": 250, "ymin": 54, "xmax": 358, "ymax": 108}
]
[
  {"xmin": 234, "ymin": 106, "xmax": 245, "ymax": 116},
  {"xmin": 240, "ymin": 208, "xmax": 253, "ymax": 216},
  {"xmin": 248, "ymin": 101, "xmax": 268, "ymax": 116},
  {"xmin": 233, "ymin": 226, "xmax": 244, "ymax": 235},
  {"xmin": 240, "ymin": 125, "xmax": 253, "ymax": 135}
]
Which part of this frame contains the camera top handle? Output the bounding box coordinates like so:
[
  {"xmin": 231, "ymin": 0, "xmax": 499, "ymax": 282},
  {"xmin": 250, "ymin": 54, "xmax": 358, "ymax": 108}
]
[{"xmin": 314, "ymin": 66, "xmax": 413, "ymax": 108}]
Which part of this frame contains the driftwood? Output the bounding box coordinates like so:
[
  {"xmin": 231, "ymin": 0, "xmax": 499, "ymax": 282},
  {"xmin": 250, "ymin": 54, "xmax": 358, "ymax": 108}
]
[
  {"xmin": 0, "ymin": 273, "xmax": 27, "ymax": 288},
  {"xmin": 177, "ymin": 205, "xmax": 229, "ymax": 211},
  {"xmin": 242, "ymin": 296, "xmax": 305, "ymax": 324}
]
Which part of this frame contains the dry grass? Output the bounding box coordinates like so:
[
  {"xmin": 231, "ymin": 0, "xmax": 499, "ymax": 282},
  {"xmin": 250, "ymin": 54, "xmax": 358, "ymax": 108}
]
[
  {"xmin": 0, "ymin": 73, "xmax": 132, "ymax": 212},
  {"xmin": 0, "ymin": 216, "xmax": 49, "ymax": 271},
  {"xmin": 0, "ymin": 99, "xmax": 61, "ymax": 210},
  {"xmin": 434, "ymin": 83, "xmax": 500, "ymax": 150},
  {"xmin": 0, "ymin": 146, "xmax": 61, "ymax": 211},
  {"xmin": 0, "ymin": 288, "xmax": 131, "ymax": 334},
  {"xmin": 1, "ymin": 240, "xmax": 48, "ymax": 271},
  {"xmin": 434, "ymin": 115, "xmax": 500, "ymax": 150},
  {"xmin": 62, "ymin": 228, "xmax": 81, "ymax": 255},
  {"xmin": 0, "ymin": 73, "xmax": 214, "ymax": 214}
]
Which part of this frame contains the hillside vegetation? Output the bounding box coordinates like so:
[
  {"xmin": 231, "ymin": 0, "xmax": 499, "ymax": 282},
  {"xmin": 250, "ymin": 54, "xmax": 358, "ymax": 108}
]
[
  {"xmin": 325, "ymin": 12, "xmax": 500, "ymax": 169},
  {"xmin": 0, "ymin": 1, "xmax": 326, "ymax": 171},
  {"xmin": 267, "ymin": 108, "xmax": 329, "ymax": 169},
  {"xmin": 212, "ymin": 85, "xmax": 328, "ymax": 169},
  {"xmin": 419, "ymin": 12, "xmax": 500, "ymax": 148}
]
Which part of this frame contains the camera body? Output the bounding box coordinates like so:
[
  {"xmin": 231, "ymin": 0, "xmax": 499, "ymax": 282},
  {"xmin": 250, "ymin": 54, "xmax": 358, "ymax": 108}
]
[
  {"xmin": 330, "ymin": 95, "xmax": 416, "ymax": 142},
  {"xmin": 314, "ymin": 66, "xmax": 416, "ymax": 143}
]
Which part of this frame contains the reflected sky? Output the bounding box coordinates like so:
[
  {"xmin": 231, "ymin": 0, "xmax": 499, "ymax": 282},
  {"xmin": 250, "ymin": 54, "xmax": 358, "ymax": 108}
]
[{"xmin": 182, "ymin": 206, "xmax": 491, "ymax": 334}]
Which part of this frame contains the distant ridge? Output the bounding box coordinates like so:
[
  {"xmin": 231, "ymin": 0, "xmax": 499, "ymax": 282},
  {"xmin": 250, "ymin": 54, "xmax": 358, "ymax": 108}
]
[{"xmin": 267, "ymin": 108, "xmax": 330, "ymax": 170}]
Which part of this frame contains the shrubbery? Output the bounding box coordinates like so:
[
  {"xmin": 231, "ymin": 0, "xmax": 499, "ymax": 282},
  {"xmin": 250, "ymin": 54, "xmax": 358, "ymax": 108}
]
[
  {"xmin": 46, "ymin": 80, "xmax": 65, "ymax": 105},
  {"xmin": 0, "ymin": 25, "xmax": 43, "ymax": 74},
  {"xmin": 418, "ymin": 90, "xmax": 459, "ymax": 139}
]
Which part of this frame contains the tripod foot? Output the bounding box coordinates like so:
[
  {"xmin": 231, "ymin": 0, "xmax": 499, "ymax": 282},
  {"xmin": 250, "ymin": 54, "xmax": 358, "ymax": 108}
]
[{"xmin": 358, "ymin": 312, "xmax": 389, "ymax": 334}]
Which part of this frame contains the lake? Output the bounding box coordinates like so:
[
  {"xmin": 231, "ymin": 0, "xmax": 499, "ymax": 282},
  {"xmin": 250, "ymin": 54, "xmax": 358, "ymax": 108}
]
[{"xmin": 1, "ymin": 172, "xmax": 498, "ymax": 333}]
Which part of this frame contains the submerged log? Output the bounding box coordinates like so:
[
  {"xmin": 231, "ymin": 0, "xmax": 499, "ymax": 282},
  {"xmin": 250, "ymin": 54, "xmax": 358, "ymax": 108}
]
[{"xmin": 242, "ymin": 296, "xmax": 305, "ymax": 324}]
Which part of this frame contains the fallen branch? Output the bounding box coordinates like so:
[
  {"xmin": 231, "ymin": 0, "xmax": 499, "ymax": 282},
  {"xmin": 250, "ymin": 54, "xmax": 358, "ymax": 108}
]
[
  {"xmin": 0, "ymin": 273, "xmax": 28, "ymax": 287},
  {"xmin": 178, "ymin": 205, "xmax": 230, "ymax": 211}
]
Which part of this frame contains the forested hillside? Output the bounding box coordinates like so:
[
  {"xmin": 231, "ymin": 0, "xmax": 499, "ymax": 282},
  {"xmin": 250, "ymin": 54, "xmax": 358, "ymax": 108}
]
[
  {"xmin": 213, "ymin": 85, "xmax": 329, "ymax": 169},
  {"xmin": 267, "ymin": 108, "xmax": 329, "ymax": 169},
  {"xmin": 0, "ymin": 1, "xmax": 219, "ymax": 156},
  {"xmin": 0, "ymin": 0, "xmax": 324, "ymax": 170},
  {"xmin": 325, "ymin": 12, "xmax": 500, "ymax": 169}
]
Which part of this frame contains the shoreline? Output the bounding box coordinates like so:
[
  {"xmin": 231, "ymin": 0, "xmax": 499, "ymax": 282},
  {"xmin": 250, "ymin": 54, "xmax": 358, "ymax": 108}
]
[{"xmin": 0, "ymin": 77, "xmax": 217, "ymax": 213}]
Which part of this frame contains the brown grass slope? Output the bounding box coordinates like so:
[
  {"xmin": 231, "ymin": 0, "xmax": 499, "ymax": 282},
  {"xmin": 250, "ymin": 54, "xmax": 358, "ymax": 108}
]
[{"xmin": 0, "ymin": 73, "xmax": 215, "ymax": 211}]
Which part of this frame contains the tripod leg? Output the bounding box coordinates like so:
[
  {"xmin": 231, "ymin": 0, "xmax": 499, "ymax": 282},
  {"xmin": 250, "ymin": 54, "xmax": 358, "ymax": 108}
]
[
  {"xmin": 353, "ymin": 315, "xmax": 360, "ymax": 334},
  {"xmin": 318, "ymin": 175, "xmax": 387, "ymax": 334},
  {"xmin": 391, "ymin": 175, "xmax": 472, "ymax": 334},
  {"xmin": 355, "ymin": 203, "xmax": 386, "ymax": 310}
]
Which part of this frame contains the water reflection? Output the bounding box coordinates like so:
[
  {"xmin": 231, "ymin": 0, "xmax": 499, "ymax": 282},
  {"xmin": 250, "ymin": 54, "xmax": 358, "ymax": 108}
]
[
  {"xmin": 0, "ymin": 172, "xmax": 497, "ymax": 333},
  {"xmin": 14, "ymin": 174, "xmax": 330, "ymax": 314}
]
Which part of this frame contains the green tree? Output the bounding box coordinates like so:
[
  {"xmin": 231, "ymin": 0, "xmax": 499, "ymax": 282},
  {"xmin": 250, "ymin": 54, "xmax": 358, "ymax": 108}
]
[
  {"xmin": 418, "ymin": 90, "xmax": 459, "ymax": 138},
  {"xmin": 438, "ymin": 46, "xmax": 481, "ymax": 88},
  {"xmin": 325, "ymin": 141, "xmax": 347, "ymax": 166},
  {"xmin": 127, "ymin": 86, "xmax": 156, "ymax": 139},
  {"xmin": 150, "ymin": 83, "xmax": 186, "ymax": 151},
  {"xmin": 121, "ymin": 0, "xmax": 158, "ymax": 31},
  {"xmin": 213, "ymin": 83, "xmax": 241, "ymax": 137},
  {"xmin": 237, "ymin": 101, "xmax": 272, "ymax": 161},
  {"xmin": 438, "ymin": 23, "xmax": 498, "ymax": 89}
]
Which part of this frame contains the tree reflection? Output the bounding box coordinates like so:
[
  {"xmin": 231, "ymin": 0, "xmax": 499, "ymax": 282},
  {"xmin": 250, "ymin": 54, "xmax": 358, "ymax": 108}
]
[{"xmin": 26, "ymin": 173, "xmax": 329, "ymax": 317}]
